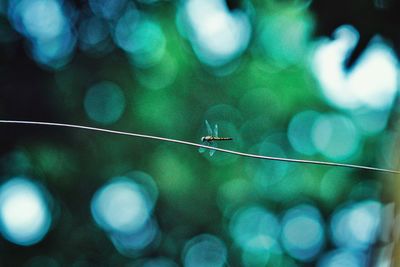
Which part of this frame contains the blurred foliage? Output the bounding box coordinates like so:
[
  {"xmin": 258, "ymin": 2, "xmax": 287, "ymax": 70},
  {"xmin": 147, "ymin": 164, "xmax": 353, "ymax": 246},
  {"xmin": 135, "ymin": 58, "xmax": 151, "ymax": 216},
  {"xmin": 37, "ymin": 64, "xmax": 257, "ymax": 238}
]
[{"xmin": 0, "ymin": 0, "xmax": 399, "ymax": 266}]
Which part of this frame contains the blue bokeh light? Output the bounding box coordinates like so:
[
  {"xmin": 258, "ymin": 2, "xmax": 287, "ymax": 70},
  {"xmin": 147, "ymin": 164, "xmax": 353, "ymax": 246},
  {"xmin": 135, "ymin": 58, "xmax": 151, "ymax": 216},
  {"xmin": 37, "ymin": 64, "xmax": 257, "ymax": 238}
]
[
  {"xmin": 288, "ymin": 110, "xmax": 320, "ymax": 156},
  {"xmin": 8, "ymin": 0, "xmax": 66, "ymax": 40},
  {"xmin": 180, "ymin": 0, "xmax": 251, "ymax": 66},
  {"xmin": 84, "ymin": 81, "xmax": 126, "ymax": 125},
  {"xmin": 229, "ymin": 205, "xmax": 280, "ymax": 253},
  {"xmin": 0, "ymin": 177, "xmax": 52, "ymax": 246},
  {"xmin": 317, "ymin": 249, "xmax": 366, "ymax": 267},
  {"xmin": 281, "ymin": 204, "xmax": 325, "ymax": 261},
  {"xmin": 114, "ymin": 9, "xmax": 166, "ymax": 68},
  {"xmin": 89, "ymin": 0, "xmax": 128, "ymax": 20},
  {"xmin": 311, "ymin": 113, "xmax": 361, "ymax": 160},
  {"xmin": 183, "ymin": 234, "xmax": 227, "ymax": 267},
  {"xmin": 91, "ymin": 177, "xmax": 152, "ymax": 234},
  {"xmin": 110, "ymin": 219, "xmax": 159, "ymax": 256},
  {"xmin": 79, "ymin": 16, "xmax": 113, "ymax": 56},
  {"xmin": 8, "ymin": 0, "xmax": 76, "ymax": 68},
  {"xmin": 330, "ymin": 200, "xmax": 381, "ymax": 250},
  {"xmin": 30, "ymin": 30, "xmax": 76, "ymax": 69}
]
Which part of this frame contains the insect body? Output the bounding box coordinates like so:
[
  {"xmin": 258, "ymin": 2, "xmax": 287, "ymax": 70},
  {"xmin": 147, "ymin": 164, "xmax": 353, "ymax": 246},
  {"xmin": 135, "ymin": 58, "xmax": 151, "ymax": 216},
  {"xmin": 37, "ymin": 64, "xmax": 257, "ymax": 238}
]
[
  {"xmin": 201, "ymin": 136, "xmax": 233, "ymax": 142},
  {"xmin": 199, "ymin": 120, "xmax": 233, "ymax": 156}
]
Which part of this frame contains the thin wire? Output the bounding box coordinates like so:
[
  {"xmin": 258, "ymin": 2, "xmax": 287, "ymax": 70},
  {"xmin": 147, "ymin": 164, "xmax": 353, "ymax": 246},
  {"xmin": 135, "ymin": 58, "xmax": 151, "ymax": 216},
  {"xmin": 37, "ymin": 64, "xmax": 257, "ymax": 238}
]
[{"xmin": 0, "ymin": 119, "xmax": 399, "ymax": 174}]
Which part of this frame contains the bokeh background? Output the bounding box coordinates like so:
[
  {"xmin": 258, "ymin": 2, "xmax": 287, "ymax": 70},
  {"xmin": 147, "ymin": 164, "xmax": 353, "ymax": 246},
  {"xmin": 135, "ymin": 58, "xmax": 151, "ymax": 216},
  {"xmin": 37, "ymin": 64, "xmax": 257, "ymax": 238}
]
[{"xmin": 0, "ymin": 0, "xmax": 400, "ymax": 266}]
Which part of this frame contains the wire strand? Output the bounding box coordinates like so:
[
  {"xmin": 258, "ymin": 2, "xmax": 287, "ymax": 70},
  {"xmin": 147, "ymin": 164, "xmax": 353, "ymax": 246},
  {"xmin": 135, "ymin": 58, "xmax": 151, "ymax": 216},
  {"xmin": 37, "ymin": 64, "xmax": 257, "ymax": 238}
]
[{"xmin": 0, "ymin": 120, "xmax": 399, "ymax": 174}]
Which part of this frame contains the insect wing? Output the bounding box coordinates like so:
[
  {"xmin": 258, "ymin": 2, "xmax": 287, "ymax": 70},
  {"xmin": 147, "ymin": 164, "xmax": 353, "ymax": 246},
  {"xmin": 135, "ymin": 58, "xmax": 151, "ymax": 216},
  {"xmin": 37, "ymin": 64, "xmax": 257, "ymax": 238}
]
[
  {"xmin": 199, "ymin": 140, "xmax": 212, "ymax": 154},
  {"xmin": 198, "ymin": 144, "xmax": 207, "ymax": 154},
  {"xmin": 209, "ymin": 141, "xmax": 217, "ymax": 156},
  {"xmin": 205, "ymin": 120, "xmax": 213, "ymax": 136},
  {"xmin": 213, "ymin": 123, "xmax": 218, "ymax": 137}
]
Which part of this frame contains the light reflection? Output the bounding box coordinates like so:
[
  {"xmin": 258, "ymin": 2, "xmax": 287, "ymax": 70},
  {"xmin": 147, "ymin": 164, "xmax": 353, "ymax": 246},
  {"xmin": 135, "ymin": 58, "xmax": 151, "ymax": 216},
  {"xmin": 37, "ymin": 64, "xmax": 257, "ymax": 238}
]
[
  {"xmin": 313, "ymin": 25, "xmax": 398, "ymax": 110},
  {"xmin": 125, "ymin": 171, "xmax": 159, "ymax": 210},
  {"xmin": 181, "ymin": 0, "xmax": 251, "ymax": 66},
  {"xmin": 183, "ymin": 234, "xmax": 227, "ymax": 267},
  {"xmin": 8, "ymin": 0, "xmax": 76, "ymax": 68},
  {"xmin": 110, "ymin": 219, "xmax": 159, "ymax": 256},
  {"xmin": 288, "ymin": 110, "xmax": 319, "ymax": 156},
  {"xmin": 90, "ymin": 177, "xmax": 151, "ymax": 234},
  {"xmin": 330, "ymin": 200, "xmax": 381, "ymax": 250},
  {"xmin": 229, "ymin": 205, "xmax": 280, "ymax": 253},
  {"xmin": 30, "ymin": 30, "xmax": 76, "ymax": 69},
  {"xmin": 350, "ymin": 108, "xmax": 390, "ymax": 136},
  {"xmin": 317, "ymin": 249, "xmax": 365, "ymax": 267},
  {"xmin": 9, "ymin": 0, "xmax": 66, "ymax": 40},
  {"xmin": 311, "ymin": 113, "xmax": 360, "ymax": 160},
  {"xmin": 0, "ymin": 177, "xmax": 52, "ymax": 246},
  {"xmin": 281, "ymin": 204, "xmax": 325, "ymax": 261},
  {"xmin": 114, "ymin": 10, "xmax": 166, "ymax": 68},
  {"xmin": 84, "ymin": 81, "xmax": 126, "ymax": 125}
]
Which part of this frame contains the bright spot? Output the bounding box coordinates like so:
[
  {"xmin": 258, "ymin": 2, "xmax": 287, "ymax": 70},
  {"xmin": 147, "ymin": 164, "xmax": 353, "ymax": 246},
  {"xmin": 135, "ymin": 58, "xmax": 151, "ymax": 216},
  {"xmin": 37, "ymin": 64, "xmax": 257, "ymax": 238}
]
[
  {"xmin": 317, "ymin": 249, "xmax": 365, "ymax": 267},
  {"xmin": 182, "ymin": 0, "xmax": 251, "ymax": 66},
  {"xmin": 0, "ymin": 177, "xmax": 51, "ymax": 246},
  {"xmin": 281, "ymin": 204, "xmax": 325, "ymax": 261},
  {"xmin": 91, "ymin": 177, "xmax": 151, "ymax": 233},
  {"xmin": 8, "ymin": 0, "xmax": 65, "ymax": 40},
  {"xmin": 288, "ymin": 110, "xmax": 320, "ymax": 156},
  {"xmin": 115, "ymin": 10, "xmax": 166, "ymax": 68},
  {"xmin": 183, "ymin": 234, "xmax": 227, "ymax": 267},
  {"xmin": 313, "ymin": 25, "xmax": 398, "ymax": 110},
  {"xmin": 125, "ymin": 171, "xmax": 159, "ymax": 210},
  {"xmin": 30, "ymin": 30, "xmax": 76, "ymax": 69},
  {"xmin": 229, "ymin": 206, "xmax": 280, "ymax": 253},
  {"xmin": 110, "ymin": 219, "xmax": 158, "ymax": 255},
  {"xmin": 311, "ymin": 113, "xmax": 360, "ymax": 160},
  {"xmin": 7, "ymin": 0, "xmax": 75, "ymax": 68},
  {"xmin": 330, "ymin": 200, "xmax": 381, "ymax": 250},
  {"xmin": 84, "ymin": 81, "xmax": 126, "ymax": 124}
]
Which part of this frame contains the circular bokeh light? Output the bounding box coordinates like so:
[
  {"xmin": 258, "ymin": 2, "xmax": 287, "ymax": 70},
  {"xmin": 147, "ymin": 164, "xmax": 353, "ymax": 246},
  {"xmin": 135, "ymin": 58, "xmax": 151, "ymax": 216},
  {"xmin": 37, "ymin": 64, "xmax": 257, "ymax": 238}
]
[
  {"xmin": 0, "ymin": 177, "xmax": 52, "ymax": 246},
  {"xmin": 229, "ymin": 205, "xmax": 280, "ymax": 253},
  {"xmin": 330, "ymin": 200, "xmax": 381, "ymax": 250},
  {"xmin": 91, "ymin": 177, "xmax": 152, "ymax": 233},
  {"xmin": 84, "ymin": 81, "xmax": 126, "ymax": 124},
  {"xmin": 183, "ymin": 234, "xmax": 227, "ymax": 267},
  {"xmin": 312, "ymin": 113, "xmax": 360, "ymax": 160},
  {"xmin": 288, "ymin": 110, "xmax": 320, "ymax": 156},
  {"xmin": 281, "ymin": 204, "xmax": 325, "ymax": 261},
  {"xmin": 317, "ymin": 249, "xmax": 365, "ymax": 267}
]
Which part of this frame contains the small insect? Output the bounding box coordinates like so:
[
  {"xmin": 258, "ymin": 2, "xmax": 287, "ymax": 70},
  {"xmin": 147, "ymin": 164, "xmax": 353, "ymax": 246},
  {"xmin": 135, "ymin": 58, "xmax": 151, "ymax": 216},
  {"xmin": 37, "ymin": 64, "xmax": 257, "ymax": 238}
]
[{"xmin": 199, "ymin": 120, "xmax": 233, "ymax": 156}]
